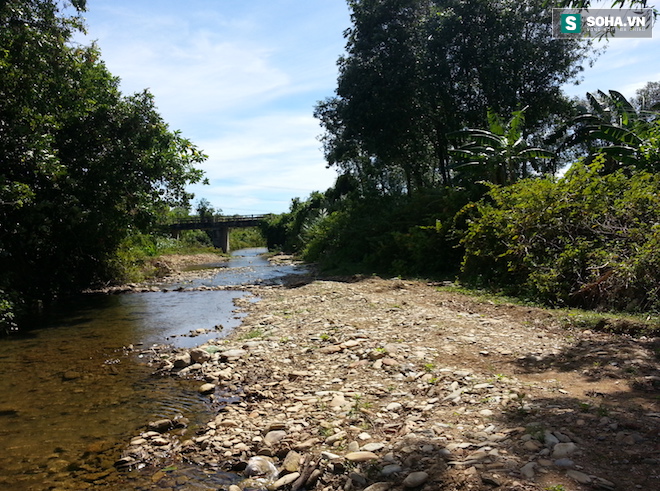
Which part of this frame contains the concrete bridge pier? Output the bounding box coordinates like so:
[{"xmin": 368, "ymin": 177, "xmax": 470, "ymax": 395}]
[{"xmin": 209, "ymin": 226, "xmax": 230, "ymax": 253}]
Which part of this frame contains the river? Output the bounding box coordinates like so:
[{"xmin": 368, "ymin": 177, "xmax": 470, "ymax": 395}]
[{"xmin": 0, "ymin": 248, "xmax": 301, "ymax": 490}]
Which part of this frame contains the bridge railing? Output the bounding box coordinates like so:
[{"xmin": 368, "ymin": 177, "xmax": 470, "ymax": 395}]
[{"xmin": 166, "ymin": 214, "xmax": 267, "ymax": 225}]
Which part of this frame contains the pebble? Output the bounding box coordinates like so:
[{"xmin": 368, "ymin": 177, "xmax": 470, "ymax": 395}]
[
  {"xmin": 520, "ymin": 462, "xmax": 536, "ymax": 478},
  {"xmin": 264, "ymin": 430, "xmax": 287, "ymax": 445},
  {"xmin": 364, "ymin": 483, "xmax": 392, "ymax": 491},
  {"xmin": 402, "ymin": 471, "xmax": 429, "ymax": 488},
  {"xmin": 552, "ymin": 442, "xmax": 577, "ymax": 459},
  {"xmin": 345, "ymin": 451, "xmax": 379, "ymax": 462},
  {"xmin": 198, "ymin": 383, "xmax": 215, "ymax": 394},
  {"xmin": 567, "ymin": 469, "xmax": 592, "ymax": 484},
  {"xmin": 381, "ymin": 464, "xmax": 403, "ymax": 476},
  {"xmin": 272, "ymin": 472, "xmax": 300, "ymax": 489}
]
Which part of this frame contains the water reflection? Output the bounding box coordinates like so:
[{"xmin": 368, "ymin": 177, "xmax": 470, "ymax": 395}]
[{"xmin": 0, "ymin": 248, "xmax": 297, "ymax": 489}]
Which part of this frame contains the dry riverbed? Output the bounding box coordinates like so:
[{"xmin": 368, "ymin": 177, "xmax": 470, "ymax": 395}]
[{"xmin": 119, "ymin": 262, "xmax": 659, "ymax": 491}]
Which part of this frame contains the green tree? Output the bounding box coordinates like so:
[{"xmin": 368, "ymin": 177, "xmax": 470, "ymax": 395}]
[
  {"xmin": 315, "ymin": 0, "xmax": 592, "ymax": 194},
  {"xmin": 448, "ymin": 108, "xmax": 556, "ymax": 185},
  {"xmin": 1, "ymin": 0, "xmax": 206, "ymax": 328}
]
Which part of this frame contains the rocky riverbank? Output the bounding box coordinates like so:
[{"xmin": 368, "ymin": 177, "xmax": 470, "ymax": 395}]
[{"xmin": 120, "ymin": 273, "xmax": 659, "ymax": 491}]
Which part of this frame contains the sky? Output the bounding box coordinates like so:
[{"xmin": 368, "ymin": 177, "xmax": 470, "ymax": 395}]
[{"xmin": 77, "ymin": 0, "xmax": 660, "ymax": 215}]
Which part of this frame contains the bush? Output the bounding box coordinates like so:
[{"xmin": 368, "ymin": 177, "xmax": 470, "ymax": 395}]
[{"xmin": 458, "ymin": 157, "xmax": 660, "ymax": 311}]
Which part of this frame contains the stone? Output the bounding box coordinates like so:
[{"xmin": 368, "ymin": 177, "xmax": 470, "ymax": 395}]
[
  {"xmin": 552, "ymin": 442, "xmax": 577, "ymax": 459},
  {"xmin": 172, "ymin": 353, "xmax": 191, "ymax": 368},
  {"xmin": 403, "ymin": 471, "xmax": 429, "ymax": 488},
  {"xmin": 345, "ymin": 451, "xmax": 379, "ymax": 462},
  {"xmin": 381, "ymin": 464, "xmax": 403, "ymax": 476},
  {"xmin": 283, "ymin": 450, "xmax": 302, "ymax": 472},
  {"xmin": 189, "ymin": 348, "xmax": 211, "ymax": 363},
  {"xmin": 347, "ymin": 441, "xmax": 360, "ymax": 452},
  {"xmin": 63, "ymin": 370, "xmax": 81, "ymax": 380},
  {"xmin": 148, "ymin": 419, "xmax": 173, "ymax": 433},
  {"xmin": 364, "ymin": 483, "xmax": 392, "ymax": 491},
  {"xmin": 220, "ymin": 349, "xmax": 247, "ymax": 360},
  {"xmin": 325, "ymin": 430, "xmax": 347, "ymax": 445},
  {"xmin": 272, "ymin": 472, "xmax": 300, "ymax": 489},
  {"xmin": 264, "ymin": 430, "xmax": 287, "ymax": 445},
  {"xmin": 362, "ymin": 442, "xmax": 385, "ymax": 452},
  {"xmin": 199, "ymin": 383, "xmax": 216, "ymax": 394},
  {"xmin": 386, "ymin": 402, "xmax": 402, "ymax": 411},
  {"xmin": 229, "ymin": 486, "xmax": 241, "ymax": 491},
  {"xmin": 554, "ymin": 458, "xmax": 574, "ymax": 468},
  {"xmin": 245, "ymin": 456, "xmax": 278, "ymax": 480},
  {"xmin": 567, "ymin": 470, "xmax": 592, "ymax": 484},
  {"xmin": 520, "ymin": 462, "xmax": 536, "ymax": 478}
]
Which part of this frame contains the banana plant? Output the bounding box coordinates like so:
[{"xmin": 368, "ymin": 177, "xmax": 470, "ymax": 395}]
[
  {"xmin": 551, "ymin": 90, "xmax": 660, "ymax": 170},
  {"xmin": 447, "ymin": 108, "xmax": 556, "ymax": 186}
]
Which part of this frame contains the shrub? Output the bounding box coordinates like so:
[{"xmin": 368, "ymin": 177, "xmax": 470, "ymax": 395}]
[{"xmin": 458, "ymin": 157, "xmax": 660, "ymax": 311}]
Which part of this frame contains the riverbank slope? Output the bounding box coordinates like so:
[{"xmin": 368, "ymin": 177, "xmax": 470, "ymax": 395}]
[{"xmin": 124, "ymin": 268, "xmax": 659, "ymax": 491}]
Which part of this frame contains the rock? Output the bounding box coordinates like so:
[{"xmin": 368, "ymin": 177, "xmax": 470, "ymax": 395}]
[
  {"xmin": 520, "ymin": 462, "xmax": 536, "ymax": 478},
  {"xmin": 364, "ymin": 483, "xmax": 392, "ymax": 491},
  {"xmin": 229, "ymin": 486, "xmax": 241, "ymax": 491},
  {"xmin": 345, "ymin": 451, "xmax": 379, "ymax": 462},
  {"xmin": 481, "ymin": 474, "xmax": 502, "ymax": 486},
  {"xmin": 63, "ymin": 370, "xmax": 81, "ymax": 380},
  {"xmin": 199, "ymin": 383, "xmax": 216, "ymax": 394},
  {"xmin": 220, "ymin": 349, "xmax": 247, "ymax": 360},
  {"xmin": 190, "ymin": 348, "xmax": 211, "ymax": 363},
  {"xmin": 347, "ymin": 441, "xmax": 360, "ymax": 452},
  {"xmin": 245, "ymin": 456, "xmax": 278, "ymax": 480},
  {"xmin": 172, "ymin": 352, "xmax": 191, "ymax": 368},
  {"xmin": 272, "ymin": 472, "xmax": 300, "ymax": 489},
  {"xmin": 403, "ymin": 471, "xmax": 429, "ymax": 488},
  {"xmin": 329, "ymin": 394, "xmax": 347, "ymax": 407},
  {"xmin": 349, "ymin": 472, "xmax": 368, "ymax": 486},
  {"xmin": 282, "ymin": 450, "xmax": 302, "ymax": 472},
  {"xmin": 552, "ymin": 442, "xmax": 577, "ymax": 459},
  {"xmin": 479, "ymin": 409, "xmax": 494, "ymax": 417},
  {"xmin": 264, "ymin": 430, "xmax": 287, "ymax": 445},
  {"xmin": 381, "ymin": 464, "xmax": 403, "ymax": 476},
  {"xmin": 362, "ymin": 442, "xmax": 385, "ymax": 452},
  {"xmin": 386, "ymin": 402, "xmax": 402, "ymax": 411},
  {"xmin": 148, "ymin": 419, "xmax": 173, "ymax": 433},
  {"xmin": 554, "ymin": 458, "xmax": 574, "ymax": 468},
  {"xmin": 325, "ymin": 430, "xmax": 347, "ymax": 445},
  {"xmin": 567, "ymin": 470, "xmax": 592, "ymax": 484}
]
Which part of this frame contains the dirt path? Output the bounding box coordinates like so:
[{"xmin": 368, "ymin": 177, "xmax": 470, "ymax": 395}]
[{"xmin": 125, "ymin": 273, "xmax": 659, "ymax": 491}]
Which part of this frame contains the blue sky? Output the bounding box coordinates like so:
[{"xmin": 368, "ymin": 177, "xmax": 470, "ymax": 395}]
[{"xmin": 79, "ymin": 1, "xmax": 660, "ymax": 214}]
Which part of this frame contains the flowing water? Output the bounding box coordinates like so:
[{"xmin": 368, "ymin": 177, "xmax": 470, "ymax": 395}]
[{"xmin": 0, "ymin": 248, "xmax": 301, "ymax": 490}]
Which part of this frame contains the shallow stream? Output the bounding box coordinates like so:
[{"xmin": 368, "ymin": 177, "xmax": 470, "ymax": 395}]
[{"xmin": 0, "ymin": 248, "xmax": 300, "ymax": 490}]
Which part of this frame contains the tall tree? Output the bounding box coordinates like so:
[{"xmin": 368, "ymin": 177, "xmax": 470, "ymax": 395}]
[
  {"xmin": 315, "ymin": 0, "xmax": 594, "ymax": 194},
  {"xmin": 1, "ymin": 0, "xmax": 206, "ymax": 328}
]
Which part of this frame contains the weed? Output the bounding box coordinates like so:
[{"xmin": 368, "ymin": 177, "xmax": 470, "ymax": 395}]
[
  {"xmin": 423, "ymin": 362, "xmax": 435, "ymax": 373},
  {"xmin": 544, "ymin": 485, "xmax": 566, "ymax": 491},
  {"xmin": 241, "ymin": 328, "xmax": 263, "ymax": 340},
  {"xmin": 578, "ymin": 402, "xmax": 592, "ymax": 412}
]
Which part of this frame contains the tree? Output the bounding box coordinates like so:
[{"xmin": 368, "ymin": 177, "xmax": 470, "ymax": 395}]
[
  {"xmin": 448, "ymin": 108, "xmax": 556, "ymax": 186},
  {"xmin": 555, "ymin": 90, "xmax": 660, "ymax": 172},
  {"xmin": 315, "ymin": 0, "xmax": 593, "ymax": 194},
  {"xmin": 633, "ymin": 81, "xmax": 660, "ymax": 112},
  {"xmin": 1, "ymin": 0, "xmax": 207, "ymax": 328}
]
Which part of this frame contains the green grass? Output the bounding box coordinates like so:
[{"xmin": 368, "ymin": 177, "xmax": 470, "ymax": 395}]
[{"xmin": 436, "ymin": 283, "xmax": 660, "ymax": 337}]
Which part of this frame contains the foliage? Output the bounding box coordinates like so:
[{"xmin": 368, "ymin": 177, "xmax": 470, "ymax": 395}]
[
  {"xmin": 315, "ymin": 0, "xmax": 591, "ymax": 194},
  {"xmin": 555, "ymin": 90, "xmax": 660, "ymax": 172},
  {"xmin": 448, "ymin": 108, "xmax": 556, "ymax": 185},
  {"xmin": 0, "ymin": 0, "xmax": 206, "ymax": 329},
  {"xmin": 229, "ymin": 227, "xmax": 266, "ymax": 251},
  {"xmin": 458, "ymin": 156, "xmax": 660, "ymax": 311}
]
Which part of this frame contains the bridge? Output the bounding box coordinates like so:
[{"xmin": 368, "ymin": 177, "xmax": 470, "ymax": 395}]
[{"xmin": 167, "ymin": 215, "xmax": 266, "ymax": 253}]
